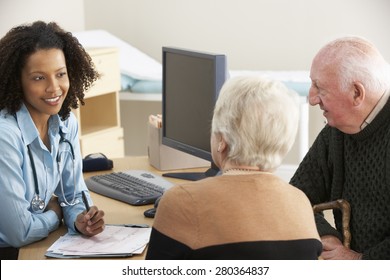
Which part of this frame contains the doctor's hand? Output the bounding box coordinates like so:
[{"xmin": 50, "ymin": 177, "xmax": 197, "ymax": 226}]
[
  {"xmin": 321, "ymin": 235, "xmax": 362, "ymax": 260},
  {"xmin": 75, "ymin": 206, "xmax": 105, "ymax": 236}
]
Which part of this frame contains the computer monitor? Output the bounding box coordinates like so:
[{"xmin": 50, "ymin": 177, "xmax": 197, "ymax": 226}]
[{"xmin": 161, "ymin": 47, "xmax": 227, "ymax": 181}]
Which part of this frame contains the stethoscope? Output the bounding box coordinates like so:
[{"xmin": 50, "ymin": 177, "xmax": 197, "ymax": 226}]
[{"xmin": 28, "ymin": 132, "xmax": 79, "ymax": 212}]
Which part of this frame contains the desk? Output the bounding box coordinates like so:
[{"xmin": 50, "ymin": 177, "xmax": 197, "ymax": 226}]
[{"xmin": 18, "ymin": 156, "xmax": 206, "ymax": 260}]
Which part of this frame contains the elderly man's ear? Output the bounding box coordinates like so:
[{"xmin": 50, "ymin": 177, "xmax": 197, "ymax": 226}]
[{"xmin": 352, "ymin": 82, "xmax": 365, "ymax": 106}]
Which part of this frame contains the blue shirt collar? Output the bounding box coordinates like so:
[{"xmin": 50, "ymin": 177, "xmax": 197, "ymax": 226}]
[{"xmin": 15, "ymin": 103, "xmax": 69, "ymax": 145}]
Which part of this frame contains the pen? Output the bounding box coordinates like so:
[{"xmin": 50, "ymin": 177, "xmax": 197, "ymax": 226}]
[
  {"xmin": 107, "ymin": 224, "xmax": 150, "ymax": 228},
  {"xmin": 81, "ymin": 190, "xmax": 90, "ymax": 211}
]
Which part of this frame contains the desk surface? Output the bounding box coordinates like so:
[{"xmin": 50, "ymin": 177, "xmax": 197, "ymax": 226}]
[{"xmin": 18, "ymin": 156, "xmax": 207, "ymax": 260}]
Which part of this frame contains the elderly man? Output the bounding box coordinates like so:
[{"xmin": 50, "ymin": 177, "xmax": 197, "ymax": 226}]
[{"xmin": 290, "ymin": 36, "xmax": 390, "ymax": 260}]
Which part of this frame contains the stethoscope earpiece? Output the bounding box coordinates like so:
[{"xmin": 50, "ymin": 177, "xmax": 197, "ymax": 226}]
[{"xmin": 60, "ymin": 198, "xmax": 79, "ymax": 207}]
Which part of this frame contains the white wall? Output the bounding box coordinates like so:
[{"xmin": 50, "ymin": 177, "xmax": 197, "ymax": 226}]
[
  {"xmin": 84, "ymin": 0, "xmax": 390, "ymax": 70},
  {"xmin": 0, "ymin": 0, "xmax": 85, "ymax": 37}
]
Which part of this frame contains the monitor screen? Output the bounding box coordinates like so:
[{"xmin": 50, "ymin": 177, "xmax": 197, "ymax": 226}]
[{"xmin": 162, "ymin": 47, "xmax": 227, "ymax": 180}]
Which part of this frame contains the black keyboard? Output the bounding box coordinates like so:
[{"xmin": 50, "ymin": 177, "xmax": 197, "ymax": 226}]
[{"xmin": 85, "ymin": 170, "xmax": 174, "ymax": 206}]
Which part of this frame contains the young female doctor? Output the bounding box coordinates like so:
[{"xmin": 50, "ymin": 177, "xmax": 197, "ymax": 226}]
[{"xmin": 0, "ymin": 21, "xmax": 105, "ymax": 259}]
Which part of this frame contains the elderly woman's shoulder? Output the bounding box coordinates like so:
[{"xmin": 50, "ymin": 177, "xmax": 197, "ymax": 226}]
[{"xmin": 269, "ymin": 177, "xmax": 313, "ymax": 206}]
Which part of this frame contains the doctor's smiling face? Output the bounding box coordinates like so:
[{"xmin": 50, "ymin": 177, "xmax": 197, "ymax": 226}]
[{"xmin": 21, "ymin": 48, "xmax": 70, "ymax": 121}]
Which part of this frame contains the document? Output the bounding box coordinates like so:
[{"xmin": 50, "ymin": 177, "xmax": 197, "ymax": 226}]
[{"xmin": 45, "ymin": 225, "xmax": 152, "ymax": 258}]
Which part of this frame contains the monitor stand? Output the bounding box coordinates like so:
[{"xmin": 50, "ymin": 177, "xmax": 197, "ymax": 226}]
[{"xmin": 162, "ymin": 162, "xmax": 220, "ymax": 181}]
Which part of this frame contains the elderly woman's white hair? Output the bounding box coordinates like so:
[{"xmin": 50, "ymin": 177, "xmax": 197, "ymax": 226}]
[{"xmin": 211, "ymin": 76, "xmax": 300, "ymax": 171}]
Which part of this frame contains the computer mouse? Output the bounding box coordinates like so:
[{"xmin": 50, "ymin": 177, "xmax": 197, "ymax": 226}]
[
  {"xmin": 143, "ymin": 208, "xmax": 156, "ymax": 218},
  {"xmin": 143, "ymin": 196, "xmax": 162, "ymax": 218}
]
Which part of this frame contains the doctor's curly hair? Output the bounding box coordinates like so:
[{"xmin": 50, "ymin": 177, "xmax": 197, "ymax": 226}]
[{"xmin": 0, "ymin": 21, "xmax": 99, "ymax": 120}]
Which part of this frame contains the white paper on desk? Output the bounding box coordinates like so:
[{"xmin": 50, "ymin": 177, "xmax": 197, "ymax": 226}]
[{"xmin": 47, "ymin": 225, "xmax": 151, "ymax": 256}]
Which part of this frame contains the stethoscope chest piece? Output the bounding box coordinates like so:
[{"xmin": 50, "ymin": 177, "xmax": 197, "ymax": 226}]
[
  {"xmin": 28, "ymin": 131, "xmax": 78, "ymax": 212},
  {"xmin": 31, "ymin": 194, "xmax": 45, "ymax": 212}
]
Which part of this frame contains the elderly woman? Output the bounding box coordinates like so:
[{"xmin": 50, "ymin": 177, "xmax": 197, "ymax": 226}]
[{"xmin": 146, "ymin": 76, "xmax": 322, "ymax": 259}]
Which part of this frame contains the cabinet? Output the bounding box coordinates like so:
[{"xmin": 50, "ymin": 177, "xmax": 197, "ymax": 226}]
[{"xmin": 73, "ymin": 47, "xmax": 124, "ymax": 158}]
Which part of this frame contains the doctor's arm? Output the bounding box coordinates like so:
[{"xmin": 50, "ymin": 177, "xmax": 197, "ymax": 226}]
[{"xmin": 0, "ymin": 136, "xmax": 60, "ymax": 247}]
